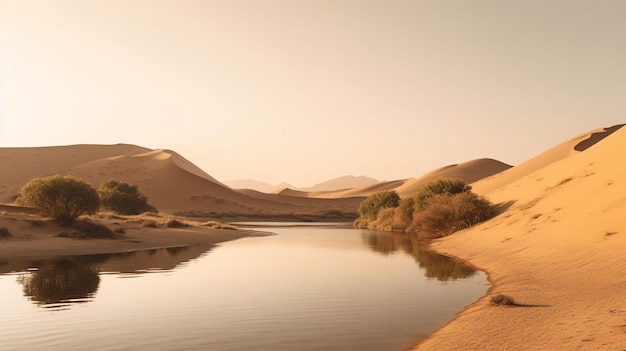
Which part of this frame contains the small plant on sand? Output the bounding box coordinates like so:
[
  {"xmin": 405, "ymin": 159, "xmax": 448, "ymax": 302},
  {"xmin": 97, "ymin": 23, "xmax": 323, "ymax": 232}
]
[
  {"xmin": 165, "ymin": 218, "xmax": 189, "ymax": 228},
  {"xmin": 98, "ymin": 180, "xmax": 156, "ymax": 215},
  {"xmin": 17, "ymin": 175, "xmax": 100, "ymax": 224},
  {"xmin": 490, "ymin": 294, "xmax": 515, "ymax": 306},
  {"xmin": 0, "ymin": 227, "xmax": 12, "ymax": 238},
  {"xmin": 56, "ymin": 220, "xmax": 116, "ymax": 239}
]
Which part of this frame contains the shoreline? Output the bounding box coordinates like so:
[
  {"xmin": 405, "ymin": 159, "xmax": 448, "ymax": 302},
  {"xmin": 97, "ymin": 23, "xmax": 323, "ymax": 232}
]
[
  {"xmin": 411, "ymin": 217, "xmax": 626, "ymax": 350},
  {"xmin": 0, "ymin": 212, "xmax": 269, "ymax": 261}
]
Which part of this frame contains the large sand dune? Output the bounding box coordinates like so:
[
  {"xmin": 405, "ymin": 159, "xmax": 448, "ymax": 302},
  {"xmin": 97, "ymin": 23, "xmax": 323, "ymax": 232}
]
[
  {"xmin": 0, "ymin": 145, "xmax": 358, "ymax": 214},
  {"xmin": 415, "ymin": 124, "xmax": 626, "ymax": 350}
]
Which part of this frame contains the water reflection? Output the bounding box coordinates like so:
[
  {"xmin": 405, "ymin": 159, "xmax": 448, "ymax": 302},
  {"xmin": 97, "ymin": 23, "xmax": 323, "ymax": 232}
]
[
  {"xmin": 361, "ymin": 231, "xmax": 476, "ymax": 281},
  {"xmin": 9, "ymin": 245, "xmax": 210, "ymax": 309},
  {"xmin": 17, "ymin": 257, "xmax": 102, "ymax": 309}
]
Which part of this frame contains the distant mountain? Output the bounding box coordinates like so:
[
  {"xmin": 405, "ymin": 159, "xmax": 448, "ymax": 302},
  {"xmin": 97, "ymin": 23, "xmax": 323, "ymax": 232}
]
[
  {"xmin": 225, "ymin": 176, "xmax": 380, "ymax": 193},
  {"xmin": 301, "ymin": 175, "xmax": 381, "ymax": 192}
]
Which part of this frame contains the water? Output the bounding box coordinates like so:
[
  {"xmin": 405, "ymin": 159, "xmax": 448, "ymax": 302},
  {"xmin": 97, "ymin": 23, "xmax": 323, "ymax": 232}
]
[{"xmin": 0, "ymin": 224, "xmax": 487, "ymax": 351}]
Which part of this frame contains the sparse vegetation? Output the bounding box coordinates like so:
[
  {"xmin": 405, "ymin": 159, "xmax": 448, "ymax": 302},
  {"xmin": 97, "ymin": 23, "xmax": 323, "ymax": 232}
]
[
  {"xmin": 413, "ymin": 178, "xmax": 472, "ymax": 211},
  {"xmin": 98, "ymin": 180, "xmax": 156, "ymax": 215},
  {"xmin": 165, "ymin": 218, "xmax": 188, "ymax": 228},
  {"xmin": 490, "ymin": 294, "xmax": 515, "ymax": 306},
  {"xmin": 0, "ymin": 227, "xmax": 12, "ymax": 238},
  {"xmin": 354, "ymin": 178, "xmax": 496, "ymax": 238},
  {"xmin": 410, "ymin": 192, "xmax": 496, "ymax": 238},
  {"xmin": 354, "ymin": 190, "xmax": 400, "ymax": 228},
  {"xmin": 16, "ymin": 175, "xmax": 100, "ymax": 223},
  {"xmin": 57, "ymin": 220, "xmax": 116, "ymax": 239}
]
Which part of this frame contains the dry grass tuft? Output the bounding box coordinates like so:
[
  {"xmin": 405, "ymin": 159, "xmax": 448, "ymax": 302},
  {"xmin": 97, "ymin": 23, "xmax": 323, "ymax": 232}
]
[
  {"xmin": 200, "ymin": 221, "xmax": 238, "ymax": 230},
  {"xmin": 490, "ymin": 294, "xmax": 515, "ymax": 306}
]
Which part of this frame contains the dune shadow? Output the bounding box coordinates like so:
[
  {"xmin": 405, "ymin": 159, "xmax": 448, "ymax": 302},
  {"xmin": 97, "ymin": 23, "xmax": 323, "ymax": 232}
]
[
  {"xmin": 574, "ymin": 124, "xmax": 624, "ymax": 152},
  {"xmin": 494, "ymin": 200, "xmax": 516, "ymax": 215},
  {"xmin": 504, "ymin": 303, "xmax": 552, "ymax": 308}
]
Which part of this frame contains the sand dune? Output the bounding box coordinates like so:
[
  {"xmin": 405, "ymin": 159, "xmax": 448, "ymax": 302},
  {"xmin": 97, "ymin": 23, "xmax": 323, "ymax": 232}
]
[
  {"xmin": 312, "ymin": 158, "xmax": 510, "ymax": 199},
  {"xmin": 0, "ymin": 144, "xmax": 360, "ymax": 214},
  {"xmin": 395, "ymin": 158, "xmax": 511, "ymax": 197},
  {"xmin": 471, "ymin": 124, "xmax": 624, "ymax": 196},
  {"xmin": 415, "ymin": 124, "xmax": 626, "ymax": 350},
  {"xmin": 0, "ymin": 144, "xmax": 149, "ymax": 203}
]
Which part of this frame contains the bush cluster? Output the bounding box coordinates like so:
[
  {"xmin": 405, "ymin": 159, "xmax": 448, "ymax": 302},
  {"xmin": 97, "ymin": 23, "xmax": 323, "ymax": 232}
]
[
  {"xmin": 98, "ymin": 180, "xmax": 156, "ymax": 215},
  {"xmin": 354, "ymin": 178, "xmax": 496, "ymax": 238},
  {"xmin": 17, "ymin": 175, "xmax": 156, "ymax": 223},
  {"xmin": 17, "ymin": 175, "xmax": 101, "ymax": 223}
]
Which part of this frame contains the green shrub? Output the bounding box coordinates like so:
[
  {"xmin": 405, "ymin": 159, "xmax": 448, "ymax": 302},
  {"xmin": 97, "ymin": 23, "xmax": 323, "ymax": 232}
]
[
  {"xmin": 410, "ymin": 192, "xmax": 495, "ymax": 238},
  {"xmin": 357, "ymin": 190, "xmax": 400, "ymax": 220},
  {"xmin": 17, "ymin": 175, "xmax": 100, "ymax": 223},
  {"xmin": 98, "ymin": 180, "xmax": 156, "ymax": 215},
  {"xmin": 413, "ymin": 178, "xmax": 472, "ymax": 211}
]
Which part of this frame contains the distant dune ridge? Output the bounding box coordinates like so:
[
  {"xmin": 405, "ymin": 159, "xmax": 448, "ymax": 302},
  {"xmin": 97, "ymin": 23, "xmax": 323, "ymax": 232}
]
[{"xmin": 225, "ymin": 175, "xmax": 380, "ymax": 193}]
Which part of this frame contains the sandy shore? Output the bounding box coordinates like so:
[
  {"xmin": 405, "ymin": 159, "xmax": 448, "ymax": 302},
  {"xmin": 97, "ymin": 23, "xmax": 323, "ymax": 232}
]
[{"xmin": 0, "ymin": 212, "xmax": 266, "ymax": 261}]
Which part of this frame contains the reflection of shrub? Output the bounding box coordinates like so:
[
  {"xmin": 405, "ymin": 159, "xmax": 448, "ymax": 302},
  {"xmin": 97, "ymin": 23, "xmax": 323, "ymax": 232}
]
[
  {"xmin": 490, "ymin": 294, "xmax": 515, "ymax": 306},
  {"xmin": 411, "ymin": 192, "xmax": 495, "ymax": 238},
  {"xmin": 0, "ymin": 227, "xmax": 12, "ymax": 238},
  {"xmin": 17, "ymin": 259, "xmax": 100, "ymax": 306},
  {"xmin": 361, "ymin": 231, "xmax": 477, "ymax": 281},
  {"xmin": 17, "ymin": 175, "xmax": 100, "ymax": 223},
  {"xmin": 98, "ymin": 180, "xmax": 156, "ymax": 215}
]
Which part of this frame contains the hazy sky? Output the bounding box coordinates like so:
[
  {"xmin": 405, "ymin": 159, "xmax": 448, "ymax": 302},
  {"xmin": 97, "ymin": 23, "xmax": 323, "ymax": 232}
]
[{"xmin": 1, "ymin": 1, "xmax": 624, "ymax": 187}]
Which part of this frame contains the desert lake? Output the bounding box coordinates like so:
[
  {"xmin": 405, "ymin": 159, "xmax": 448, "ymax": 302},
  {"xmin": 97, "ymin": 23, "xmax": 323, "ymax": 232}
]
[{"xmin": 1, "ymin": 223, "xmax": 487, "ymax": 351}]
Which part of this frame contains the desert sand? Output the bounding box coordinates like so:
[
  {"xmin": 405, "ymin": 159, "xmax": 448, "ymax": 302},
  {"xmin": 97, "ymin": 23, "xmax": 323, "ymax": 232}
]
[
  {"xmin": 0, "ymin": 209, "xmax": 267, "ymax": 264},
  {"xmin": 414, "ymin": 125, "xmax": 626, "ymax": 350}
]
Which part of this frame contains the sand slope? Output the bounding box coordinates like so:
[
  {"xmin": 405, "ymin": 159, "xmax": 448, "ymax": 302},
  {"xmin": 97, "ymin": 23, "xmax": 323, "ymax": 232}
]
[
  {"xmin": 313, "ymin": 158, "xmax": 510, "ymax": 199},
  {"xmin": 415, "ymin": 125, "xmax": 626, "ymax": 350},
  {"xmin": 0, "ymin": 144, "xmax": 149, "ymax": 203},
  {"xmin": 0, "ymin": 144, "xmax": 361, "ymax": 214},
  {"xmin": 471, "ymin": 124, "xmax": 623, "ymax": 196}
]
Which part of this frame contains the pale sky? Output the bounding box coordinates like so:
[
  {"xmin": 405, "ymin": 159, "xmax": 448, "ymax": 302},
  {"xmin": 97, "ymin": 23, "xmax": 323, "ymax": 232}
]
[{"xmin": 1, "ymin": 0, "xmax": 624, "ymax": 187}]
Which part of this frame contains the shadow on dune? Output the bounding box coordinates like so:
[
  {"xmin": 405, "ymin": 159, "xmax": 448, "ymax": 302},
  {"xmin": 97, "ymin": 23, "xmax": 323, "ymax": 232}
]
[{"xmin": 574, "ymin": 124, "xmax": 624, "ymax": 152}]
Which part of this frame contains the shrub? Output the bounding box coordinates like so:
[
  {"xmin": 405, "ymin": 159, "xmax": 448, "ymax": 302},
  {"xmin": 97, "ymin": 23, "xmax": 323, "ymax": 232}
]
[
  {"xmin": 357, "ymin": 190, "xmax": 400, "ymax": 220},
  {"xmin": 410, "ymin": 192, "xmax": 495, "ymax": 238},
  {"xmin": 413, "ymin": 178, "xmax": 472, "ymax": 211},
  {"xmin": 17, "ymin": 175, "xmax": 100, "ymax": 223},
  {"xmin": 0, "ymin": 227, "xmax": 12, "ymax": 238},
  {"xmin": 98, "ymin": 180, "xmax": 156, "ymax": 215},
  {"xmin": 57, "ymin": 221, "xmax": 116, "ymax": 239},
  {"xmin": 490, "ymin": 294, "xmax": 515, "ymax": 306}
]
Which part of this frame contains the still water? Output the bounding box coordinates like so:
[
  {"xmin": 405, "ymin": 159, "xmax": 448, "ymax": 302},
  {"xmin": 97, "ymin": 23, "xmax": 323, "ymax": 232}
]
[{"xmin": 0, "ymin": 224, "xmax": 487, "ymax": 351}]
